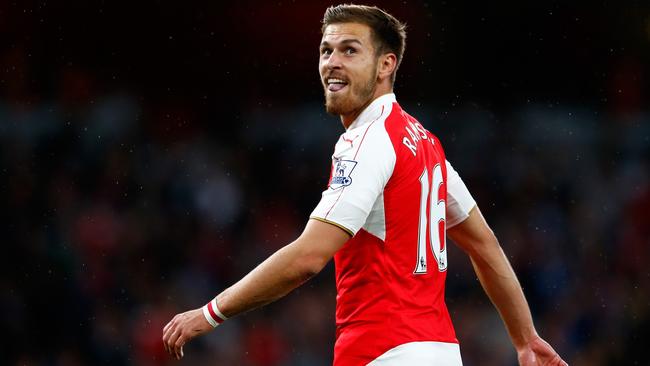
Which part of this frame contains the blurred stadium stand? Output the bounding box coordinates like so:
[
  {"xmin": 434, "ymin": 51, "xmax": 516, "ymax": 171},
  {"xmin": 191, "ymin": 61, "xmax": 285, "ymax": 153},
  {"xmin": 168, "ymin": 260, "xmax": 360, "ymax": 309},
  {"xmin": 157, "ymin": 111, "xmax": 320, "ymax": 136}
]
[{"xmin": 1, "ymin": 1, "xmax": 648, "ymax": 365}]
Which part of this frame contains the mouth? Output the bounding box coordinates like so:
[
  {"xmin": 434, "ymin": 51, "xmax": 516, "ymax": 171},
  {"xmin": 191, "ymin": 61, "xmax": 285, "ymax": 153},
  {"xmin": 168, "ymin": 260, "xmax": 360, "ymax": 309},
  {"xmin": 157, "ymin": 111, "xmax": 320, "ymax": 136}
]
[{"xmin": 326, "ymin": 77, "xmax": 348, "ymax": 93}]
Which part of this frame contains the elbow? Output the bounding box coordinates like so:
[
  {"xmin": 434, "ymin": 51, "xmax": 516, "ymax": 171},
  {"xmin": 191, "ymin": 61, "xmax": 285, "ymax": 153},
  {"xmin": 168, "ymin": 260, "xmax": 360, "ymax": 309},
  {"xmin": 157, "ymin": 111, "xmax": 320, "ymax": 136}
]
[
  {"xmin": 283, "ymin": 230, "xmax": 339, "ymax": 283},
  {"xmin": 297, "ymin": 255, "xmax": 328, "ymax": 282},
  {"xmin": 281, "ymin": 246, "xmax": 327, "ymax": 284},
  {"xmin": 288, "ymin": 237, "xmax": 333, "ymax": 282}
]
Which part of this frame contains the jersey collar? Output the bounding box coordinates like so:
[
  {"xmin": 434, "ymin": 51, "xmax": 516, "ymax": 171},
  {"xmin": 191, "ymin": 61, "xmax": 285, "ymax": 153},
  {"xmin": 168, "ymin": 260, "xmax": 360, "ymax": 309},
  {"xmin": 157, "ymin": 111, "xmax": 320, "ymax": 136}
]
[{"xmin": 346, "ymin": 93, "xmax": 396, "ymax": 131}]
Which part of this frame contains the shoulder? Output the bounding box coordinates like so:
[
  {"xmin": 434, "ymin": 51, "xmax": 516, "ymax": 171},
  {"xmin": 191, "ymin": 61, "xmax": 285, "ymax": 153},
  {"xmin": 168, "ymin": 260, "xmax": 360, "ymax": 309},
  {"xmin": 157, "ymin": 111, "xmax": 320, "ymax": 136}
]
[
  {"xmin": 380, "ymin": 103, "xmax": 436, "ymax": 158},
  {"xmin": 383, "ymin": 102, "xmax": 408, "ymax": 131},
  {"xmin": 337, "ymin": 104, "xmax": 396, "ymax": 158},
  {"xmin": 382, "ymin": 103, "xmax": 428, "ymax": 140}
]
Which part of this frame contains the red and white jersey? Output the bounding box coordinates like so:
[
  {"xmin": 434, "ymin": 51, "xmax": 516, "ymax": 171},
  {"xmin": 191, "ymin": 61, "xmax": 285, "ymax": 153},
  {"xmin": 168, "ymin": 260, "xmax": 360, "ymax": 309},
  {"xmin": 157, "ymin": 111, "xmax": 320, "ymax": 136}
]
[{"xmin": 310, "ymin": 93, "xmax": 476, "ymax": 366}]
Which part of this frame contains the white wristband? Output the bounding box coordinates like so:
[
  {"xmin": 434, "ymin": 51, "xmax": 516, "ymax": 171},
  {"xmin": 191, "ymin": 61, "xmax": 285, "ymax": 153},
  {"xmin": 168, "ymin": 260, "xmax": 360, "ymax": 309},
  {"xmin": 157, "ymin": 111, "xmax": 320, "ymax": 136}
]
[{"xmin": 202, "ymin": 298, "xmax": 227, "ymax": 328}]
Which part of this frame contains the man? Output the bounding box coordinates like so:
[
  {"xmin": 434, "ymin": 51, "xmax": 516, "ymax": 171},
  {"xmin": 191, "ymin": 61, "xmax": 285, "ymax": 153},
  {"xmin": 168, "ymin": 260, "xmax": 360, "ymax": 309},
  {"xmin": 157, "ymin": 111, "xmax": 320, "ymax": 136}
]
[{"xmin": 163, "ymin": 4, "xmax": 568, "ymax": 365}]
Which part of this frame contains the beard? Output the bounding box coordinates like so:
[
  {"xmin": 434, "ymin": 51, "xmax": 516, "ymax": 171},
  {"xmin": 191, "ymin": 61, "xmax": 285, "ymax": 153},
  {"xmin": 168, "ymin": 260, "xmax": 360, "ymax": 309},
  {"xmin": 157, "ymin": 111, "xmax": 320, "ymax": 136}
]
[{"xmin": 324, "ymin": 65, "xmax": 377, "ymax": 117}]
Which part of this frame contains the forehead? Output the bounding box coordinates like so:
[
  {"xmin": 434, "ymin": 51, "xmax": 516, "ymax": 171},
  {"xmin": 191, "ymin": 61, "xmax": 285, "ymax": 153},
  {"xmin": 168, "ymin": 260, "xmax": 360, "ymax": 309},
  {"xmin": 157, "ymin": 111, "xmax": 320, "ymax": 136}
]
[{"xmin": 321, "ymin": 22, "xmax": 374, "ymax": 46}]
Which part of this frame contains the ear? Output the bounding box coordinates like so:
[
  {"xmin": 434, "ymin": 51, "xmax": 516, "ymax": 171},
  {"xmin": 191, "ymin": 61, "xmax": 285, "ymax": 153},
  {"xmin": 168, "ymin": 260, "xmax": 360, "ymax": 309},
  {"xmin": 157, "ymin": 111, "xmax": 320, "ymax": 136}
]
[{"xmin": 377, "ymin": 53, "xmax": 397, "ymax": 82}]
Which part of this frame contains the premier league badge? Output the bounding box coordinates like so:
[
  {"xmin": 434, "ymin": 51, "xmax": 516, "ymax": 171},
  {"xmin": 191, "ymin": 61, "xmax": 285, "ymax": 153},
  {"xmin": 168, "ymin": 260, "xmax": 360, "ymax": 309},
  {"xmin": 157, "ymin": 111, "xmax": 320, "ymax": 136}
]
[{"xmin": 329, "ymin": 158, "xmax": 358, "ymax": 189}]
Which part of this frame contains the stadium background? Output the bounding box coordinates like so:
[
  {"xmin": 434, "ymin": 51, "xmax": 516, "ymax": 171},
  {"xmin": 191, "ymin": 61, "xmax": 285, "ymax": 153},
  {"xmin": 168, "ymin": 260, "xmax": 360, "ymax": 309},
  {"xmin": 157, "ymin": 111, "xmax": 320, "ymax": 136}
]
[{"xmin": 1, "ymin": 1, "xmax": 648, "ymax": 365}]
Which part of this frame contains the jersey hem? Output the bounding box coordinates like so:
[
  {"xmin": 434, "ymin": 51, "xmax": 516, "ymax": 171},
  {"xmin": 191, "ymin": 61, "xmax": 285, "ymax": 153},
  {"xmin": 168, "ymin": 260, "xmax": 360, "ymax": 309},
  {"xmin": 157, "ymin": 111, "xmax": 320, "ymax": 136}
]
[
  {"xmin": 445, "ymin": 203, "xmax": 477, "ymax": 229},
  {"xmin": 310, "ymin": 216, "xmax": 355, "ymax": 236}
]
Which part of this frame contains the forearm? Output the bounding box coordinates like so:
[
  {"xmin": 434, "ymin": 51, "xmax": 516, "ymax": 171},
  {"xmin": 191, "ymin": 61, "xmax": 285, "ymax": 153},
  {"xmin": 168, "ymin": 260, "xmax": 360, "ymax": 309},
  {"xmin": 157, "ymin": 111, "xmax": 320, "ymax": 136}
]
[
  {"xmin": 214, "ymin": 239, "xmax": 324, "ymax": 318},
  {"xmin": 468, "ymin": 242, "xmax": 537, "ymax": 349}
]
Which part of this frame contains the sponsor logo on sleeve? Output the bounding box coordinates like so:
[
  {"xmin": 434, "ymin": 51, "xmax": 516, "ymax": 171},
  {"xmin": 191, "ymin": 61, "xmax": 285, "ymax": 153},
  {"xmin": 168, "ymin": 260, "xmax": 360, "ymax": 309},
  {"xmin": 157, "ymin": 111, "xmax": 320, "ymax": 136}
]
[{"xmin": 329, "ymin": 158, "xmax": 358, "ymax": 189}]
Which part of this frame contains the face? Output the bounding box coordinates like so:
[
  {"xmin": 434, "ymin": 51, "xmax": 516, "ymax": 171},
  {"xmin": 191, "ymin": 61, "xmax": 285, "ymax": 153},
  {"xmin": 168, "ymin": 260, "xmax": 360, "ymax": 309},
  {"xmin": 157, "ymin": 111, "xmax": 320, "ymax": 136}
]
[{"xmin": 319, "ymin": 22, "xmax": 379, "ymax": 119}]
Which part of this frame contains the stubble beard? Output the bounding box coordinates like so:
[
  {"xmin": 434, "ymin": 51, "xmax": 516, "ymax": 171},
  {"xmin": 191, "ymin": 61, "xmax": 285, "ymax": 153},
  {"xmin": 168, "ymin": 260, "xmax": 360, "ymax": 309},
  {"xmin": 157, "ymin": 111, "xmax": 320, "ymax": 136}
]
[{"xmin": 324, "ymin": 66, "xmax": 377, "ymax": 117}]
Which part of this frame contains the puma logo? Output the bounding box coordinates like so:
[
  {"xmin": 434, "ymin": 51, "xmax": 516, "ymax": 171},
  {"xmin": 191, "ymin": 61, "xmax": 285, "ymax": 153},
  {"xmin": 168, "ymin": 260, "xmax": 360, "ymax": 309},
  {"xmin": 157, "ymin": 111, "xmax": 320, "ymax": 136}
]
[{"xmin": 342, "ymin": 134, "xmax": 359, "ymax": 148}]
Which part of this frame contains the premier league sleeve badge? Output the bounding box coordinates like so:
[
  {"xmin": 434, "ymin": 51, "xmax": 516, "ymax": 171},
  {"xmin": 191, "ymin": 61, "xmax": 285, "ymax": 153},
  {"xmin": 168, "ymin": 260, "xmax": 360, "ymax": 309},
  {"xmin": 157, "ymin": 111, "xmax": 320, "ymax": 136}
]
[{"xmin": 328, "ymin": 158, "xmax": 358, "ymax": 190}]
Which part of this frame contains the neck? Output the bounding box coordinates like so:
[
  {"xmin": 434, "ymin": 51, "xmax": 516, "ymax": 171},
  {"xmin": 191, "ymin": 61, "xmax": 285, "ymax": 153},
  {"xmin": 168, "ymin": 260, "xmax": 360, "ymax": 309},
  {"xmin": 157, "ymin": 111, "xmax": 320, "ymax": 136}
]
[{"xmin": 340, "ymin": 86, "xmax": 393, "ymax": 129}]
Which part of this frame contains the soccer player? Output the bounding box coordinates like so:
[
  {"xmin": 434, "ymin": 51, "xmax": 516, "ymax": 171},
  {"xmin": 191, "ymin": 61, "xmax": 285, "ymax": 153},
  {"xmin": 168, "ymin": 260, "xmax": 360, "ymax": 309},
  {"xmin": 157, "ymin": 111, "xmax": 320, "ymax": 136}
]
[{"xmin": 163, "ymin": 4, "xmax": 568, "ymax": 365}]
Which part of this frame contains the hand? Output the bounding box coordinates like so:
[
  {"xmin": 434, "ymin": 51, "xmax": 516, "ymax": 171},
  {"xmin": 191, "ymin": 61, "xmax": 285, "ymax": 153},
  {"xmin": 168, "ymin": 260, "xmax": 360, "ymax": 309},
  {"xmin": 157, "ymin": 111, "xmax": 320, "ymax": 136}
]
[
  {"xmin": 162, "ymin": 308, "xmax": 214, "ymax": 360},
  {"xmin": 517, "ymin": 336, "xmax": 568, "ymax": 366}
]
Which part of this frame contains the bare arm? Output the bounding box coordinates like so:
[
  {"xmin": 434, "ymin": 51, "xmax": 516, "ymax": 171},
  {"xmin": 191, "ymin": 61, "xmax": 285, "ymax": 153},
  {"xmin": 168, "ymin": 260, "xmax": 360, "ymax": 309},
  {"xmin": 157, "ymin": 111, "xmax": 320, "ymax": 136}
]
[
  {"xmin": 162, "ymin": 219, "xmax": 350, "ymax": 359},
  {"xmin": 216, "ymin": 218, "xmax": 350, "ymax": 316},
  {"xmin": 448, "ymin": 206, "xmax": 567, "ymax": 366}
]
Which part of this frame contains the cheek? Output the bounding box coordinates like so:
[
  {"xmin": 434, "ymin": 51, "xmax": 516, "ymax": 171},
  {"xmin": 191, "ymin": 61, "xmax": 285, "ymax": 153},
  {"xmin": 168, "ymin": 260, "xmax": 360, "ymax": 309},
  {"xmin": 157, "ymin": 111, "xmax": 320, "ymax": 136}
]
[{"xmin": 353, "ymin": 59, "xmax": 374, "ymax": 77}]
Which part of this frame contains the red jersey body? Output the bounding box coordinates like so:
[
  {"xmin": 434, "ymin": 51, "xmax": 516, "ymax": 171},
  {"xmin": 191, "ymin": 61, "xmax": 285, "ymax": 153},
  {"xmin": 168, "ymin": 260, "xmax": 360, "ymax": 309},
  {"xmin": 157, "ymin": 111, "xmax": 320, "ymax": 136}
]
[{"xmin": 311, "ymin": 94, "xmax": 475, "ymax": 365}]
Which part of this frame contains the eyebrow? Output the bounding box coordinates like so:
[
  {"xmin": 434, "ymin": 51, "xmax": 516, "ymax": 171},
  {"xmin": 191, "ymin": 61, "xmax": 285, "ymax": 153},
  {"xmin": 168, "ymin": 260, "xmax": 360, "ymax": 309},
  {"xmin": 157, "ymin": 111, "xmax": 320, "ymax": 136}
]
[{"xmin": 320, "ymin": 39, "xmax": 363, "ymax": 48}]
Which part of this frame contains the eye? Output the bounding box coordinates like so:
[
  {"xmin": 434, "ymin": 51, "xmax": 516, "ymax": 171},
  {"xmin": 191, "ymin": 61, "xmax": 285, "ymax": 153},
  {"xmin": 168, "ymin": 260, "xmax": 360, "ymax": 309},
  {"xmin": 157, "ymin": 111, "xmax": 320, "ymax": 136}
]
[
  {"xmin": 344, "ymin": 47, "xmax": 356, "ymax": 55},
  {"xmin": 321, "ymin": 47, "xmax": 332, "ymax": 56}
]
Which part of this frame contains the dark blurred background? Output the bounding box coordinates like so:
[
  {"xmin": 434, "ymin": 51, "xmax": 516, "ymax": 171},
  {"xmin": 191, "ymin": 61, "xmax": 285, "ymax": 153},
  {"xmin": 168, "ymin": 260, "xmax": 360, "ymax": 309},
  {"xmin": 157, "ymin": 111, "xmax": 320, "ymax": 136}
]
[{"xmin": 1, "ymin": 1, "xmax": 649, "ymax": 365}]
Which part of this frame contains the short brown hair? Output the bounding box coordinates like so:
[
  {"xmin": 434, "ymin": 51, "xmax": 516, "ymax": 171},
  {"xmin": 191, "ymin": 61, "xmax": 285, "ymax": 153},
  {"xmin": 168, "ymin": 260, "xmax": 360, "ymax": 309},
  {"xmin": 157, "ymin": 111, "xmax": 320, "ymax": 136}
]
[{"xmin": 322, "ymin": 4, "xmax": 407, "ymax": 83}]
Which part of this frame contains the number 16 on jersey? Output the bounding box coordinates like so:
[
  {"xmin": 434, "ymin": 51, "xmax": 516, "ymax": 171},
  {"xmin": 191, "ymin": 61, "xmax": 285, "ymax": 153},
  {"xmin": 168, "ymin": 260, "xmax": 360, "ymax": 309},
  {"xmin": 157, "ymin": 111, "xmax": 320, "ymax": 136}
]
[{"xmin": 414, "ymin": 164, "xmax": 447, "ymax": 274}]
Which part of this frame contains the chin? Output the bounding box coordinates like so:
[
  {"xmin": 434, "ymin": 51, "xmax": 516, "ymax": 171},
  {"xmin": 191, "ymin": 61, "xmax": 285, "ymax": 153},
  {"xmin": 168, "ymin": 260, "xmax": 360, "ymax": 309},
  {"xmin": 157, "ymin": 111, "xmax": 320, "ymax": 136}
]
[
  {"xmin": 324, "ymin": 95, "xmax": 341, "ymax": 115},
  {"xmin": 325, "ymin": 102, "xmax": 342, "ymax": 116},
  {"xmin": 325, "ymin": 100, "xmax": 350, "ymax": 116},
  {"xmin": 325, "ymin": 93, "xmax": 353, "ymax": 116}
]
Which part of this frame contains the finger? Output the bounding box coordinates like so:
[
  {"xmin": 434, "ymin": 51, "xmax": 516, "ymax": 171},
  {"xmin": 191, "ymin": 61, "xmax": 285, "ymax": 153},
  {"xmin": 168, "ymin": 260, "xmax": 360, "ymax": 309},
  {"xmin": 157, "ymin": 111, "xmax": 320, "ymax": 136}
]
[
  {"xmin": 164, "ymin": 314, "xmax": 181, "ymax": 333},
  {"xmin": 165, "ymin": 330, "xmax": 175, "ymax": 357},
  {"xmin": 162, "ymin": 322, "xmax": 177, "ymax": 355},
  {"xmin": 167, "ymin": 327, "xmax": 183, "ymax": 358},
  {"xmin": 162, "ymin": 328, "xmax": 170, "ymax": 354},
  {"xmin": 163, "ymin": 319, "xmax": 174, "ymax": 333},
  {"xmin": 163, "ymin": 316, "xmax": 180, "ymax": 353},
  {"xmin": 543, "ymin": 355, "xmax": 563, "ymax": 366},
  {"xmin": 174, "ymin": 334, "xmax": 186, "ymax": 359},
  {"xmin": 552, "ymin": 356, "xmax": 568, "ymax": 366}
]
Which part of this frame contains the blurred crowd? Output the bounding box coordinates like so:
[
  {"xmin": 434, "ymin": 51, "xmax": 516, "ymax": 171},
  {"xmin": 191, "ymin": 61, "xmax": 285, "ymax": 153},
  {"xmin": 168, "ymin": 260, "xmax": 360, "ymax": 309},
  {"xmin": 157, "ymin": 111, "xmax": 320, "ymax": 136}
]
[{"xmin": 1, "ymin": 77, "xmax": 648, "ymax": 365}]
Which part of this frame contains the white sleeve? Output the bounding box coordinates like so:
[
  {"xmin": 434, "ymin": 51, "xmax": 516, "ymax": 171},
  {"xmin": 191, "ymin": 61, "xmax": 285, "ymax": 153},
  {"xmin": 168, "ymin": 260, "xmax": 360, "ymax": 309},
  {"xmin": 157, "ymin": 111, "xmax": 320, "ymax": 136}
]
[
  {"xmin": 310, "ymin": 123, "xmax": 396, "ymax": 236},
  {"xmin": 446, "ymin": 159, "xmax": 476, "ymax": 228}
]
